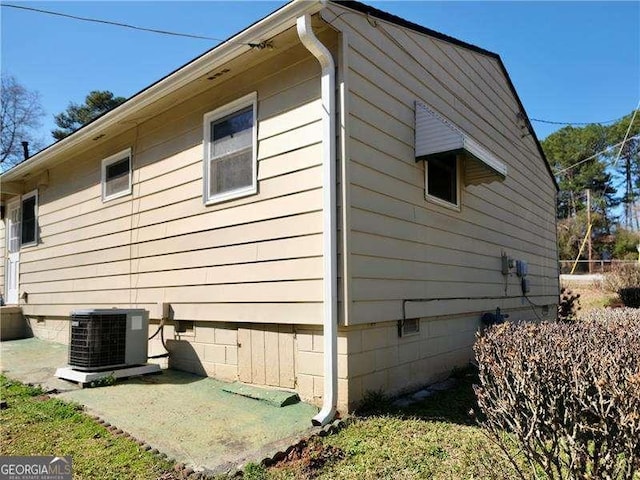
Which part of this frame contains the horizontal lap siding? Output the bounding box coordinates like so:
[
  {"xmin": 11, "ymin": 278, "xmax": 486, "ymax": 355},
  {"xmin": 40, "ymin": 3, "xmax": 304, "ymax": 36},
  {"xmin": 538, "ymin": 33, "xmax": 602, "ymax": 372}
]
[
  {"xmin": 19, "ymin": 31, "xmax": 339, "ymax": 324},
  {"xmin": 330, "ymin": 7, "xmax": 558, "ymax": 324}
]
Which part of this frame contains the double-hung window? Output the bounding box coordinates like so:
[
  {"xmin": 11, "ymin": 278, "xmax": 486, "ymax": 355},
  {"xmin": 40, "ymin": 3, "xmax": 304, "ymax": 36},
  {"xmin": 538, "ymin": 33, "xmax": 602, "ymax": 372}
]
[
  {"xmin": 203, "ymin": 92, "xmax": 257, "ymax": 204},
  {"xmin": 102, "ymin": 148, "xmax": 132, "ymax": 202}
]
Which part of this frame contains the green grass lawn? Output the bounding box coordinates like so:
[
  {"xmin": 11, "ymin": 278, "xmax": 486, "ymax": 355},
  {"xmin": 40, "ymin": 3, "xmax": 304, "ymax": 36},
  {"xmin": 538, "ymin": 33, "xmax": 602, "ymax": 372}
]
[
  {"xmin": 5, "ymin": 369, "xmax": 631, "ymax": 480},
  {"xmin": 0, "ymin": 371, "xmax": 522, "ymax": 480},
  {"xmin": 264, "ymin": 372, "xmax": 531, "ymax": 480},
  {"xmin": 0, "ymin": 375, "xmax": 173, "ymax": 480}
]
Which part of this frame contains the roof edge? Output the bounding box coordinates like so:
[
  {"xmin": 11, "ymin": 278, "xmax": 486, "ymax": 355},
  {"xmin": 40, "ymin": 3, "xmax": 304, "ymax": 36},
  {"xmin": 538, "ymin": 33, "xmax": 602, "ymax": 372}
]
[
  {"xmin": 1, "ymin": 0, "xmax": 323, "ymax": 183},
  {"xmin": 494, "ymin": 56, "xmax": 559, "ymax": 191},
  {"xmin": 333, "ymin": 1, "xmax": 497, "ymax": 59},
  {"xmin": 331, "ymin": 0, "xmax": 559, "ymax": 191}
]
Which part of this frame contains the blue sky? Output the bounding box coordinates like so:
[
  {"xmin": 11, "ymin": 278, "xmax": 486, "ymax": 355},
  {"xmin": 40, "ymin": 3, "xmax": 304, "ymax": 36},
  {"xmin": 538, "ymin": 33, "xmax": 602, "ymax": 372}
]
[{"xmin": 1, "ymin": 1, "xmax": 639, "ymax": 148}]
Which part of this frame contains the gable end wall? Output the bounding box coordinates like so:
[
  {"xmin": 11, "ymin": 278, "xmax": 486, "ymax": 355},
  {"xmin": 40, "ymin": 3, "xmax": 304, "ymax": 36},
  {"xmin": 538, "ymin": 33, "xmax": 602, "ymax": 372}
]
[{"xmin": 327, "ymin": 5, "xmax": 559, "ymax": 327}]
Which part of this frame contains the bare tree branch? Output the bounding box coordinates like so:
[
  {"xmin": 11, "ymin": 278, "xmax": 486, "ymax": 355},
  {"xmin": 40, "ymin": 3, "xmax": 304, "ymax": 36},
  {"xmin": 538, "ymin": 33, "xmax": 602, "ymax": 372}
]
[{"xmin": 0, "ymin": 74, "xmax": 45, "ymax": 170}]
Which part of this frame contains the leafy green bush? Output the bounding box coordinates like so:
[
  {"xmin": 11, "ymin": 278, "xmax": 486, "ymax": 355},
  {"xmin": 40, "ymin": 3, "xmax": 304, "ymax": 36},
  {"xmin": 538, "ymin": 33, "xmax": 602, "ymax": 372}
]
[
  {"xmin": 612, "ymin": 228, "xmax": 640, "ymax": 260},
  {"xmin": 474, "ymin": 314, "xmax": 640, "ymax": 480}
]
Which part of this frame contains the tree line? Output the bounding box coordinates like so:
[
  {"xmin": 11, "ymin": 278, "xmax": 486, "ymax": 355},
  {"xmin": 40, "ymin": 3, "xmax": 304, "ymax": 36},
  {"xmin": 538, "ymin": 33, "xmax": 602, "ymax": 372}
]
[{"xmin": 542, "ymin": 111, "xmax": 640, "ymax": 262}]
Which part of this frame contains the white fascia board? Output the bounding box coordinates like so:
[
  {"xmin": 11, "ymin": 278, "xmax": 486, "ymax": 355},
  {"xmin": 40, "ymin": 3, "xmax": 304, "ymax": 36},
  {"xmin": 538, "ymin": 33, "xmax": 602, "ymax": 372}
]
[{"xmin": 1, "ymin": 0, "xmax": 324, "ymax": 183}]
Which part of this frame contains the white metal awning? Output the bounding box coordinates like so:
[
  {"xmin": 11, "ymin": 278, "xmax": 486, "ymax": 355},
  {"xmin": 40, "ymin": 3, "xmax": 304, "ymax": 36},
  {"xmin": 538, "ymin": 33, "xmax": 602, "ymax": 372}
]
[{"xmin": 415, "ymin": 101, "xmax": 507, "ymax": 186}]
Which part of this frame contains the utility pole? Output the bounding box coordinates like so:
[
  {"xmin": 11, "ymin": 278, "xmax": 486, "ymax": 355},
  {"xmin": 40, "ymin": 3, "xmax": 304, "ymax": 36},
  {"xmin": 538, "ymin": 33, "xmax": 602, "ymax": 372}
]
[
  {"xmin": 586, "ymin": 189, "xmax": 592, "ymax": 273},
  {"xmin": 625, "ymin": 156, "xmax": 633, "ymax": 229}
]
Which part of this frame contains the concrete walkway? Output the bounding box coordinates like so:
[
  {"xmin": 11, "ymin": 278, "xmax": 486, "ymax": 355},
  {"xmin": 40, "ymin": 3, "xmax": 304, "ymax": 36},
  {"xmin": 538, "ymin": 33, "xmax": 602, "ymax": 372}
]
[
  {"xmin": 560, "ymin": 273, "xmax": 604, "ymax": 284},
  {"xmin": 0, "ymin": 338, "xmax": 318, "ymax": 473}
]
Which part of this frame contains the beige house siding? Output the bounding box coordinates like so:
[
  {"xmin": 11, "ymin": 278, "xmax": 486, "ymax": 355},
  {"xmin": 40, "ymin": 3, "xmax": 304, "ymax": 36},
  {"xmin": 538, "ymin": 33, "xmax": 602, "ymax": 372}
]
[
  {"xmin": 17, "ymin": 27, "xmax": 340, "ymax": 324},
  {"xmin": 326, "ymin": 5, "xmax": 558, "ymax": 325},
  {"xmin": 1, "ymin": 5, "xmax": 561, "ymax": 414}
]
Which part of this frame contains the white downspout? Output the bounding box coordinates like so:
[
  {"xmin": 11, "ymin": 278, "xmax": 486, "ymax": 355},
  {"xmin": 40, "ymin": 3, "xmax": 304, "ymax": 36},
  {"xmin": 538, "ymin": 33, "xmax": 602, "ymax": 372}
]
[{"xmin": 296, "ymin": 13, "xmax": 337, "ymax": 427}]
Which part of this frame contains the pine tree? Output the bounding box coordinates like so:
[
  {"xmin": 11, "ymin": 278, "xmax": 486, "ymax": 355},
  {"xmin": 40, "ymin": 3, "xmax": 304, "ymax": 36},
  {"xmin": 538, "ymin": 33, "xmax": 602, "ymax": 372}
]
[{"xmin": 52, "ymin": 90, "xmax": 126, "ymax": 141}]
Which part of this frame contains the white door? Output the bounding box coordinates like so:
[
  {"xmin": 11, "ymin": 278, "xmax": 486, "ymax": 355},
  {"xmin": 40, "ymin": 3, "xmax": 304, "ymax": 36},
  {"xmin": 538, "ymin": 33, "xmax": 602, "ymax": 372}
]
[{"xmin": 5, "ymin": 200, "xmax": 20, "ymax": 304}]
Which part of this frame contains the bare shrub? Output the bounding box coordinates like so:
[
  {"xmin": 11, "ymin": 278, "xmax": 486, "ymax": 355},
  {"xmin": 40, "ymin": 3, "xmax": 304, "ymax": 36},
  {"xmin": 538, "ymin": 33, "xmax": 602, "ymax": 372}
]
[
  {"xmin": 603, "ymin": 263, "xmax": 640, "ymax": 293},
  {"xmin": 580, "ymin": 307, "xmax": 640, "ymax": 322},
  {"xmin": 474, "ymin": 314, "xmax": 640, "ymax": 479},
  {"xmin": 603, "ymin": 264, "xmax": 640, "ymax": 308}
]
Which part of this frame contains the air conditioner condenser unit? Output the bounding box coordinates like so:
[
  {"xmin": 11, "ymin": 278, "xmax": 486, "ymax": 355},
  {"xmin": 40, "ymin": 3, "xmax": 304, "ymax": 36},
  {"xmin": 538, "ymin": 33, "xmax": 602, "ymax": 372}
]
[
  {"xmin": 68, "ymin": 309, "xmax": 149, "ymax": 371},
  {"xmin": 56, "ymin": 308, "xmax": 161, "ymax": 385}
]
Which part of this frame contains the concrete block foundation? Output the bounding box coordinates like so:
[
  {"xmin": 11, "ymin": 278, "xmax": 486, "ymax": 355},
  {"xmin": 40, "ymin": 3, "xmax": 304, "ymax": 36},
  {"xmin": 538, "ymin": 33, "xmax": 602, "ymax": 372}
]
[
  {"xmin": 21, "ymin": 305, "xmax": 549, "ymax": 413},
  {"xmin": 0, "ymin": 307, "xmax": 30, "ymax": 341}
]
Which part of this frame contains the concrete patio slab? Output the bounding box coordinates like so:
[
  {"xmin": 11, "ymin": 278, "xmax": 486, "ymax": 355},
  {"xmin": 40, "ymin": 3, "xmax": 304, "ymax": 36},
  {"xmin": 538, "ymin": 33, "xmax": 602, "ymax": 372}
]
[
  {"xmin": 0, "ymin": 338, "xmax": 318, "ymax": 473},
  {"xmin": 0, "ymin": 337, "xmax": 78, "ymax": 393}
]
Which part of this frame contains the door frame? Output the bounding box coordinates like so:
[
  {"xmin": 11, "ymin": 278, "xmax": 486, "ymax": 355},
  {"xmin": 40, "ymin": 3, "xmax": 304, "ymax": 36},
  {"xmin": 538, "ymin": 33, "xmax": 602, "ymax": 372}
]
[{"xmin": 5, "ymin": 198, "xmax": 21, "ymax": 305}]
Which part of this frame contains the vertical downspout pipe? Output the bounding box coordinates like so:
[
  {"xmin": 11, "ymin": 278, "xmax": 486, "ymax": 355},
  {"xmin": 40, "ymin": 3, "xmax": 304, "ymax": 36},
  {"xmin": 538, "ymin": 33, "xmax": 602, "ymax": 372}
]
[{"xmin": 297, "ymin": 13, "xmax": 338, "ymax": 427}]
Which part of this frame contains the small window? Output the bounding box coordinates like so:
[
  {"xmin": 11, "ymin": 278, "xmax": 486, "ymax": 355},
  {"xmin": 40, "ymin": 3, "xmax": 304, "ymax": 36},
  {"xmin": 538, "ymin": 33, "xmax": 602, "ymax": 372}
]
[
  {"xmin": 102, "ymin": 148, "xmax": 132, "ymax": 202},
  {"xmin": 425, "ymin": 154, "xmax": 460, "ymax": 208},
  {"xmin": 203, "ymin": 93, "xmax": 257, "ymax": 204},
  {"xmin": 21, "ymin": 190, "xmax": 38, "ymax": 247}
]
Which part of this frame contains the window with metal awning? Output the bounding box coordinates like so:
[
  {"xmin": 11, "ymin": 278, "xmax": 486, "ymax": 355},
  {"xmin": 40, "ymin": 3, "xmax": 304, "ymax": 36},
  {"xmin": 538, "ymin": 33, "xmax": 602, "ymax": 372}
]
[{"xmin": 414, "ymin": 101, "xmax": 507, "ymax": 186}]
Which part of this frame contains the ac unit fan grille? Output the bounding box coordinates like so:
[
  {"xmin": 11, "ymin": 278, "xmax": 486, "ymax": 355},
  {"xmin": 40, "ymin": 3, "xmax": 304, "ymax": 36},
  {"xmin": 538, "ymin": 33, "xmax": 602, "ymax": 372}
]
[{"xmin": 69, "ymin": 314, "xmax": 127, "ymax": 369}]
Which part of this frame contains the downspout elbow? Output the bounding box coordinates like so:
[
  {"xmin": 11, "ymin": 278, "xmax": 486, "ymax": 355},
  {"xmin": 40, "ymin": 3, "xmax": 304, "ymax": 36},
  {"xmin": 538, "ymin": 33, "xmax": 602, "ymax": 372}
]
[{"xmin": 296, "ymin": 13, "xmax": 337, "ymax": 427}]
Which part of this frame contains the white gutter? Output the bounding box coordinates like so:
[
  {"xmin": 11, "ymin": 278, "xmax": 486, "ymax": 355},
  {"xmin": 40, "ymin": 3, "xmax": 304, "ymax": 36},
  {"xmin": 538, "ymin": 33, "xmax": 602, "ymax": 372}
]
[
  {"xmin": 296, "ymin": 13, "xmax": 338, "ymax": 427},
  {"xmin": 2, "ymin": 0, "xmax": 323, "ymax": 183}
]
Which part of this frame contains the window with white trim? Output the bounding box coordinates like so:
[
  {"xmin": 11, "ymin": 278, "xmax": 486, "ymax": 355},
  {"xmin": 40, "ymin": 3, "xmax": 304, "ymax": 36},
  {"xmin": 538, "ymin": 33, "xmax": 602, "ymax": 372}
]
[
  {"xmin": 425, "ymin": 153, "xmax": 461, "ymax": 209},
  {"xmin": 21, "ymin": 190, "xmax": 38, "ymax": 247},
  {"xmin": 203, "ymin": 92, "xmax": 257, "ymax": 204},
  {"xmin": 102, "ymin": 148, "xmax": 132, "ymax": 202}
]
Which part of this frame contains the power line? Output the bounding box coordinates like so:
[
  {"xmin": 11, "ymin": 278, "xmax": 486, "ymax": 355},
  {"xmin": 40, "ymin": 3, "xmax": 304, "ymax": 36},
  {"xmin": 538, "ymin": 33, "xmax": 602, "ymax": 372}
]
[
  {"xmin": 530, "ymin": 116, "xmax": 623, "ymax": 126},
  {"xmin": 611, "ymin": 99, "xmax": 640, "ymax": 167},
  {"xmin": 553, "ymin": 134, "xmax": 640, "ymax": 176},
  {"xmin": 1, "ymin": 3, "xmax": 263, "ymax": 47}
]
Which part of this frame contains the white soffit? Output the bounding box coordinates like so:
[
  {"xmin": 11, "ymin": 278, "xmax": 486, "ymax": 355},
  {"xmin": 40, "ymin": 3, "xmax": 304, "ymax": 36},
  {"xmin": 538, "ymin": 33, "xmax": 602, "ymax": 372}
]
[{"xmin": 415, "ymin": 101, "xmax": 507, "ymax": 185}]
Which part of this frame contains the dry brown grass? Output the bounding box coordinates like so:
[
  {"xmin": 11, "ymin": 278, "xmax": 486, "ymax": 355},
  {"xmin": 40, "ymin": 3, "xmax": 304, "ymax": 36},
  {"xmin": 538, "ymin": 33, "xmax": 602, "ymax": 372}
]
[{"xmin": 560, "ymin": 279, "xmax": 619, "ymax": 317}]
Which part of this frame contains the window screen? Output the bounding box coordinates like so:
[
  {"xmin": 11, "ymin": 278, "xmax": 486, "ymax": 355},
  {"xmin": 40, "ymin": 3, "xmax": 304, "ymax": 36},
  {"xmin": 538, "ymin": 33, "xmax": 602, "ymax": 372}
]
[
  {"xmin": 209, "ymin": 107, "xmax": 253, "ymax": 197},
  {"xmin": 21, "ymin": 194, "xmax": 37, "ymax": 245},
  {"xmin": 104, "ymin": 156, "xmax": 130, "ymax": 199}
]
